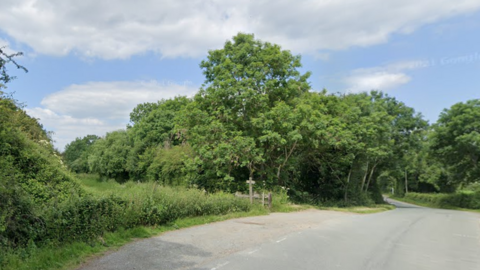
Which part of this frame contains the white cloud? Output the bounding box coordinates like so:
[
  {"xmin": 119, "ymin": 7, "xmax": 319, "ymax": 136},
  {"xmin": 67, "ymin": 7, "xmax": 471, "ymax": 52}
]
[
  {"xmin": 346, "ymin": 70, "xmax": 411, "ymax": 93},
  {"xmin": 0, "ymin": 0, "xmax": 479, "ymax": 59},
  {"xmin": 0, "ymin": 38, "xmax": 12, "ymax": 53},
  {"xmin": 0, "ymin": 38, "xmax": 25, "ymax": 57},
  {"xmin": 344, "ymin": 59, "xmax": 434, "ymax": 92},
  {"xmin": 41, "ymin": 81, "xmax": 196, "ymax": 119},
  {"xmin": 27, "ymin": 80, "xmax": 198, "ymax": 151}
]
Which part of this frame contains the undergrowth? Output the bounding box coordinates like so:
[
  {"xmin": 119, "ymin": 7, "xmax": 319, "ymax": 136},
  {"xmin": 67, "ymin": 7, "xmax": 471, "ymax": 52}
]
[
  {"xmin": 393, "ymin": 192, "xmax": 480, "ymax": 211},
  {"xmin": 2, "ymin": 174, "xmax": 392, "ymax": 270}
]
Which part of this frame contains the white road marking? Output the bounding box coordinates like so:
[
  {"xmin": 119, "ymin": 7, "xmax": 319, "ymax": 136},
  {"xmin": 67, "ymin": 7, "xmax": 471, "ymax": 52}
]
[
  {"xmin": 211, "ymin": 261, "xmax": 229, "ymax": 270},
  {"xmin": 276, "ymin": 237, "xmax": 287, "ymax": 243},
  {"xmin": 453, "ymin": 234, "xmax": 479, "ymax": 239},
  {"xmin": 247, "ymin": 249, "xmax": 260, "ymax": 254}
]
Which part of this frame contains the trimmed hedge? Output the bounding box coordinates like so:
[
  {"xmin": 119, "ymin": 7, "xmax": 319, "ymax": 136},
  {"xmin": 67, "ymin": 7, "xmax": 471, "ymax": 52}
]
[
  {"xmin": 404, "ymin": 192, "xmax": 480, "ymax": 209},
  {"xmin": 3, "ymin": 185, "xmax": 252, "ymax": 248}
]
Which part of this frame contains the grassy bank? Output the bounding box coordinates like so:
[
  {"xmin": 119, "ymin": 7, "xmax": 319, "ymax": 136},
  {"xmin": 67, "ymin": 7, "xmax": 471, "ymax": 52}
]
[
  {"xmin": 1, "ymin": 174, "xmax": 264, "ymax": 270},
  {"xmin": 1, "ymin": 173, "xmax": 297, "ymax": 270},
  {"xmin": 319, "ymin": 204, "xmax": 395, "ymax": 214},
  {"xmin": 2, "ymin": 174, "xmax": 393, "ymax": 270},
  {"xmin": 392, "ymin": 192, "xmax": 480, "ymax": 213},
  {"xmin": 1, "ymin": 208, "xmax": 272, "ymax": 270}
]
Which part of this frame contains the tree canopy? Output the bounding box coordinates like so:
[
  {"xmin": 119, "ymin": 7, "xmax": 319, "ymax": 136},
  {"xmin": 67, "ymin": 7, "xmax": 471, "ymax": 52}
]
[
  {"xmin": 431, "ymin": 100, "xmax": 480, "ymax": 186},
  {"xmin": 62, "ymin": 33, "xmax": 479, "ymax": 204}
]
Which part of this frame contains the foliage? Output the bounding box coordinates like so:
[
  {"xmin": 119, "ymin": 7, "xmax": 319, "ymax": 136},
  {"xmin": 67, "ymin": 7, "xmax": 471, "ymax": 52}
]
[
  {"xmin": 75, "ymin": 33, "xmax": 436, "ymax": 206},
  {"xmin": 0, "ymin": 97, "xmax": 84, "ymax": 249},
  {"xmin": 0, "ymin": 47, "xmax": 28, "ymax": 89},
  {"xmin": 430, "ymin": 99, "xmax": 480, "ymax": 186},
  {"xmin": 38, "ymin": 175, "xmax": 252, "ymax": 246},
  {"xmin": 181, "ymin": 33, "xmax": 310, "ymax": 190},
  {"xmin": 1, "ymin": 198, "xmax": 263, "ymax": 270},
  {"xmin": 146, "ymin": 144, "xmax": 195, "ymax": 185},
  {"xmin": 88, "ymin": 130, "xmax": 132, "ymax": 181},
  {"xmin": 127, "ymin": 97, "xmax": 191, "ymax": 179},
  {"xmin": 402, "ymin": 192, "xmax": 480, "ymax": 210},
  {"xmin": 63, "ymin": 135, "xmax": 100, "ymax": 173},
  {"xmin": 61, "ymin": 33, "xmax": 479, "ymax": 210}
]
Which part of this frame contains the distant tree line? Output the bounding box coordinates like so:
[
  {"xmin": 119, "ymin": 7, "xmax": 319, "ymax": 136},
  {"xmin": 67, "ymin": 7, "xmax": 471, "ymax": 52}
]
[{"xmin": 63, "ymin": 33, "xmax": 480, "ymax": 205}]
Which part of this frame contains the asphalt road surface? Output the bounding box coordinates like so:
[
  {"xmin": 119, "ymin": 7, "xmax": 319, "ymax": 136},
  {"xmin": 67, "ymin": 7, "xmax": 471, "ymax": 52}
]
[{"xmin": 78, "ymin": 199, "xmax": 480, "ymax": 270}]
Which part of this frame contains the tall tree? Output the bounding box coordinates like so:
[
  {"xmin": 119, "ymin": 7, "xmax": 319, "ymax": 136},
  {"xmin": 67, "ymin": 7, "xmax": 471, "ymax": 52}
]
[
  {"xmin": 431, "ymin": 99, "xmax": 480, "ymax": 186},
  {"xmin": 182, "ymin": 33, "xmax": 311, "ymax": 190},
  {"xmin": 63, "ymin": 135, "xmax": 100, "ymax": 173},
  {"xmin": 127, "ymin": 96, "xmax": 191, "ymax": 180},
  {"xmin": 88, "ymin": 130, "xmax": 132, "ymax": 181}
]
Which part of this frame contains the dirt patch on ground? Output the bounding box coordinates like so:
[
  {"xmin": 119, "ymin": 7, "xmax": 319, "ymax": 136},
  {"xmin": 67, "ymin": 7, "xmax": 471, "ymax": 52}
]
[{"xmin": 77, "ymin": 209, "xmax": 354, "ymax": 270}]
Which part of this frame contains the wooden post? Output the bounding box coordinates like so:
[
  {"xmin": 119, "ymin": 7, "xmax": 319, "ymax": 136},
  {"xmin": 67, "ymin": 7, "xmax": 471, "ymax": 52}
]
[
  {"xmin": 268, "ymin": 193, "xmax": 272, "ymax": 209},
  {"xmin": 246, "ymin": 177, "xmax": 255, "ymax": 204}
]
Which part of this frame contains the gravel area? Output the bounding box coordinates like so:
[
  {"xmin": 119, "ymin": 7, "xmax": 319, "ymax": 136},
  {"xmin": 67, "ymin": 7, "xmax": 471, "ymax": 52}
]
[{"xmin": 76, "ymin": 209, "xmax": 354, "ymax": 270}]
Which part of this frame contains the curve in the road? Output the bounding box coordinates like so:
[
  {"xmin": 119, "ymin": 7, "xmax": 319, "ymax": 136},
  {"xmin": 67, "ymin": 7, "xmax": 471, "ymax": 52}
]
[{"xmin": 78, "ymin": 203, "xmax": 480, "ymax": 270}]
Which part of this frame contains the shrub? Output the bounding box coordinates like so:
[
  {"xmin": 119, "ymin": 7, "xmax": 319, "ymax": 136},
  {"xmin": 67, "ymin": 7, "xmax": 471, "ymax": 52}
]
[
  {"xmin": 404, "ymin": 192, "xmax": 480, "ymax": 209},
  {"xmin": 43, "ymin": 195, "xmax": 127, "ymax": 243},
  {"xmin": 27, "ymin": 183, "xmax": 252, "ymax": 247},
  {"xmin": 1, "ymin": 98, "xmax": 84, "ymax": 248}
]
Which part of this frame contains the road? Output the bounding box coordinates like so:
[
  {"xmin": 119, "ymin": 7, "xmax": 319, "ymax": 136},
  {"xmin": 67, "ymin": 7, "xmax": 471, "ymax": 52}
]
[{"xmin": 78, "ymin": 200, "xmax": 480, "ymax": 270}]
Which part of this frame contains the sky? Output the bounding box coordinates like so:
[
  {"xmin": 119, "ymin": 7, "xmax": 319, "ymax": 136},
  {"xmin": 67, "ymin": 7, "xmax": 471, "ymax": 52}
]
[{"xmin": 1, "ymin": 0, "xmax": 480, "ymax": 151}]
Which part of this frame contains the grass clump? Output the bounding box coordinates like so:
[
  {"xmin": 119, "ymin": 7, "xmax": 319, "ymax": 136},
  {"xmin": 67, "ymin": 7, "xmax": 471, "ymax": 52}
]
[{"xmin": 319, "ymin": 204, "xmax": 395, "ymax": 214}]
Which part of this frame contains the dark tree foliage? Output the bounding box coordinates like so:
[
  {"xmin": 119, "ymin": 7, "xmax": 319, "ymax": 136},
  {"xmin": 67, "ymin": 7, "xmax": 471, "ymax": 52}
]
[
  {"xmin": 431, "ymin": 99, "xmax": 480, "ymax": 186},
  {"xmin": 181, "ymin": 33, "xmax": 311, "ymax": 191},
  {"xmin": 1, "ymin": 94, "xmax": 83, "ymax": 249},
  {"xmin": 67, "ymin": 33, "xmax": 479, "ymax": 206},
  {"xmin": 63, "ymin": 134, "xmax": 100, "ymax": 173}
]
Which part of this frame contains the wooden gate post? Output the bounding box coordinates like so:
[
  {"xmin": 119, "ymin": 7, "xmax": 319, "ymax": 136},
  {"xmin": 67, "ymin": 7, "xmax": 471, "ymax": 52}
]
[
  {"xmin": 268, "ymin": 192, "xmax": 272, "ymax": 209},
  {"xmin": 246, "ymin": 177, "xmax": 255, "ymax": 204}
]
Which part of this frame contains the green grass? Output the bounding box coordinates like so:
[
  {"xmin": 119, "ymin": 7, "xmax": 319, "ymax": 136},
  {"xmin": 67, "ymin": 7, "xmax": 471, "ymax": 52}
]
[
  {"xmin": 1, "ymin": 174, "xmax": 271, "ymax": 270},
  {"xmin": 2, "ymin": 174, "xmax": 394, "ymax": 270},
  {"xmin": 318, "ymin": 204, "xmax": 395, "ymax": 214},
  {"xmin": 390, "ymin": 195, "xmax": 480, "ymax": 214},
  {"xmin": 1, "ymin": 201, "xmax": 393, "ymax": 270},
  {"xmin": 74, "ymin": 173, "xmax": 122, "ymax": 194},
  {"xmin": 0, "ymin": 208, "xmax": 270, "ymax": 270}
]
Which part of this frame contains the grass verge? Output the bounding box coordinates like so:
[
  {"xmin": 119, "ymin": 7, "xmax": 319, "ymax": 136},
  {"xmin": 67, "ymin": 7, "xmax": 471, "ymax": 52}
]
[
  {"xmin": 318, "ymin": 204, "xmax": 395, "ymax": 214},
  {"xmin": 1, "ymin": 206, "xmax": 269, "ymax": 270},
  {"xmin": 389, "ymin": 195, "xmax": 480, "ymax": 214},
  {"xmin": 2, "ymin": 202, "xmax": 392, "ymax": 270},
  {"xmin": 2, "ymin": 174, "xmax": 395, "ymax": 270}
]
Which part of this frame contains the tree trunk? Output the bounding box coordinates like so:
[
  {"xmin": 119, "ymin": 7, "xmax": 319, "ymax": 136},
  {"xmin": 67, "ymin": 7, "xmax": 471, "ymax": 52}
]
[
  {"xmin": 360, "ymin": 161, "xmax": 369, "ymax": 192},
  {"xmin": 344, "ymin": 167, "xmax": 352, "ymax": 203},
  {"xmin": 276, "ymin": 165, "xmax": 282, "ymax": 186},
  {"xmin": 276, "ymin": 141, "xmax": 297, "ymax": 186},
  {"xmin": 365, "ymin": 162, "xmax": 377, "ymax": 192},
  {"xmin": 404, "ymin": 168, "xmax": 408, "ymax": 194}
]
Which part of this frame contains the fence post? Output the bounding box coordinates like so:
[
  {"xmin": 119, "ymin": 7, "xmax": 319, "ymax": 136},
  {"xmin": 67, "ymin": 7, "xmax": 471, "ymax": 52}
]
[
  {"xmin": 246, "ymin": 177, "xmax": 255, "ymax": 204},
  {"xmin": 268, "ymin": 192, "xmax": 272, "ymax": 209}
]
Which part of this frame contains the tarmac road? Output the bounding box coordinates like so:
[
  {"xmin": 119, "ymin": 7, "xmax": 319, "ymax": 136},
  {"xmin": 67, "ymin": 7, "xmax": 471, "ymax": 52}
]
[{"xmin": 78, "ymin": 199, "xmax": 480, "ymax": 270}]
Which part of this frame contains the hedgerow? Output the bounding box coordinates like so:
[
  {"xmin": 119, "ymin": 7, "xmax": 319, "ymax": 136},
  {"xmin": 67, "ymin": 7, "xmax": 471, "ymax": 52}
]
[{"xmin": 404, "ymin": 192, "xmax": 480, "ymax": 209}]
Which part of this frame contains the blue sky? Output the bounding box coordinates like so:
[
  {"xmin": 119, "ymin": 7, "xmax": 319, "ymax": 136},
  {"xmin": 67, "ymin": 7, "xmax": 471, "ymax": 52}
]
[{"xmin": 1, "ymin": 0, "xmax": 480, "ymax": 151}]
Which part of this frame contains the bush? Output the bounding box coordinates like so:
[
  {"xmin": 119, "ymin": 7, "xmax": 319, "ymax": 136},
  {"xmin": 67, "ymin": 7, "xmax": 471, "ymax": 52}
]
[
  {"xmin": 25, "ymin": 183, "xmax": 252, "ymax": 247},
  {"xmin": 43, "ymin": 195, "xmax": 127, "ymax": 243},
  {"xmin": 1, "ymin": 98, "xmax": 84, "ymax": 248},
  {"xmin": 0, "ymin": 171, "xmax": 45, "ymax": 248},
  {"xmin": 404, "ymin": 192, "xmax": 480, "ymax": 209}
]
